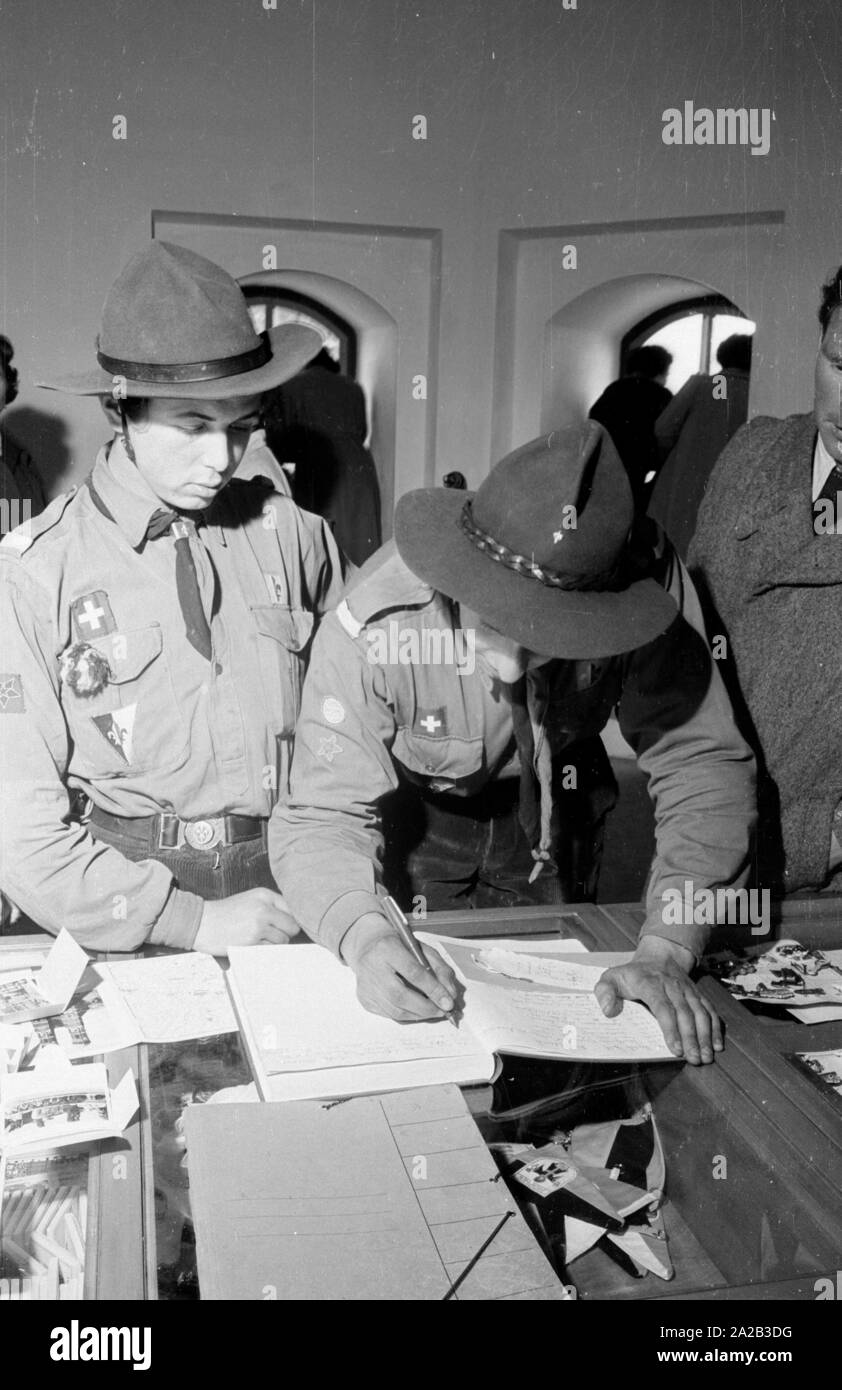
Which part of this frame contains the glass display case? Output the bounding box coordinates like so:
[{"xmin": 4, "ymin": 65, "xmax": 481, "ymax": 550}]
[{"xmin": 3, "ymin": 903, "xmax": 841, "ymax": 1300}]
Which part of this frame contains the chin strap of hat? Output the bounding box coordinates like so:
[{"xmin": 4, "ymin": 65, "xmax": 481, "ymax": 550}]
[{"xmin": 117, "ymin": 400, "xmax": 138, "ymax": 465}]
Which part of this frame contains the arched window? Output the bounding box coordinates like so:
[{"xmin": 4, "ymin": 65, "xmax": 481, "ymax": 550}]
[
  {"xmin": 241, "ymin": 286, "xmax": 357, "ymax": 377},
  {"xmin": 622, "ymin": 294, "xmax": 755, "ymax": 394}
]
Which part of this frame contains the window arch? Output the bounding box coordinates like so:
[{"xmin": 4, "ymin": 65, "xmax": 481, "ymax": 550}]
[
  {"xmin": 622, "ymin": 294, "xmax": 755, "ymax": 394},
  {"xmin": 241, "ymin": 285, "xmax": 357, "ymax": 377}
]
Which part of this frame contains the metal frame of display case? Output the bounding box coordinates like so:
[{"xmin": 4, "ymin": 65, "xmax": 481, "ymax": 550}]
[{"xmin": 4, "ymin": 903, "xmax": 842, "ymax": 1300}]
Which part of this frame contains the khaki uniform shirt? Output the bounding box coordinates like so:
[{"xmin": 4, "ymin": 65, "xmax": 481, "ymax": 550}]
[
  {"xmin": 270, "ymin": 537, "xmax": 757, "ymax": 961},
  {"xmin": 0, "ymin": 441, "xmax": 347, "ymax": 951}
]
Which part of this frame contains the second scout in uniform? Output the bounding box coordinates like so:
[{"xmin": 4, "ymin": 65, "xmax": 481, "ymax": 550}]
[
  {"xmin": 271, "ymin": 425, "xmax": 758, "ymax": 1064},
  {"xmin": 0, "ymin": 243, "xmax": 347, "ymax": 956}
]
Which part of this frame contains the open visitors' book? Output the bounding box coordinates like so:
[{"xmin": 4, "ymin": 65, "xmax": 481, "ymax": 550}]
[{"xmin": 228, "ymin": 933, "xmax": 676, "ymax": 1102}]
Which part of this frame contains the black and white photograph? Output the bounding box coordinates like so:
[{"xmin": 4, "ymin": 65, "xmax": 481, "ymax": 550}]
[{"xmin": 0, "ymin": 0, "xmax": 840, "ymax": 1355}]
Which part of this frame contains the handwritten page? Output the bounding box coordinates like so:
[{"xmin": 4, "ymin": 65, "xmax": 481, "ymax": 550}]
[
  {"xmin": 472, "ymin": 946, "xmax": 632, "ymax": 993},
  {"xmin": 185, "ymin": 1083, "xmax": 566, "ymax": 1301},
  {"xmin": 94, "ymin": 952, "xmax": 238, "ymax": 1044},
  {"xmin": 464, "ymin": 984, "xmax": 674, "ymax": 1062},
  {"xmin": 228, "ymin": 945, "xmax": 489, "ymax": 1101}
]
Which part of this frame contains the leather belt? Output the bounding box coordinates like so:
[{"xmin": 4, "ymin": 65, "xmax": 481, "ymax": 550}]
[{"xmin": 90, "ymin": 807, "xmax": 266, "ymax": 851}]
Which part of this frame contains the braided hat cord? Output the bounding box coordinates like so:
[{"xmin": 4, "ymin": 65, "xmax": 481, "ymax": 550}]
[{"xmin": 457, "ymin": 500, "xmax": 631, "ymax": 593}]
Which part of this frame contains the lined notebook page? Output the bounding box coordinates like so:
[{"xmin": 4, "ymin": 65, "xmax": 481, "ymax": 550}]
[{"xmin": 228, "ymin": 944, "xmax": 490, "ymax": 1100}]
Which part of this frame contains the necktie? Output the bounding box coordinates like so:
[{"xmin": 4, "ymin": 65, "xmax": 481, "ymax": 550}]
[
  {"xmin": 816, "ymin": 462, "xmax": 842, "ymax": 521},
  {"xmin": 147, "ymin": 509, "xmax": 214, "ymax": 660}
]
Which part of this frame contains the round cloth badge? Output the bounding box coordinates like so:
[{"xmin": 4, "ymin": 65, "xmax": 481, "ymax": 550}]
[{"xmin": 322, "ymin": 697, "xmax": 346, "ymax": 726}]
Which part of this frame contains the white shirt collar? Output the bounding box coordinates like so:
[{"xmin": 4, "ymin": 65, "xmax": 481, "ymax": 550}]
[{"xmin": 812, "ymin": 432, "xmax": 838, "ymax": 501}]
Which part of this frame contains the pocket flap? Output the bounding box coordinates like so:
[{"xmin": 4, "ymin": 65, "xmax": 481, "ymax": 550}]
[
  {"xmin": 251, "ymin": 605, "xmax": 314, "ymax": 653},
  {"xmin": 72, "ymin": 625, "xmax": 164, "ymax": 687},
  {"xmin": 392, "ymin": 727, "xmax": 485, "ymax": 779}
]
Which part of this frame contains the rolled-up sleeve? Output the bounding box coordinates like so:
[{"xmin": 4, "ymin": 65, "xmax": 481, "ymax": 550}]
[
  {"xmin": 618, "ymin": 542, "xmax": 757, "ymax": 958},
  {"xmin": 269, "ymin": 611, "xmax": 398, "ymax": 956}
]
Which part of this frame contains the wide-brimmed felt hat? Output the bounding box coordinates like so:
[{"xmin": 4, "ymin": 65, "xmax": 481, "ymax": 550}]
[
  {"xmin": 36, "ymin": 241, "xmax": 322, "ymax": 399},
  {"xmin": 394, "ymin": 422, "xmax": 678, "ymax": 659}
]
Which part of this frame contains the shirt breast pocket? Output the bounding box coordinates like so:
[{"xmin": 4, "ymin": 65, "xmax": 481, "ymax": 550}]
[
  {"xmin": 63, "ymin": 624, "xmax": 187, "ymax": 777},
  {"xmin": 250, "ymin": 605, "xmax": 315, "ymax": 734},
  {"xmin": 392, "ymin": 727, "xmax": 485, "ymax": 792}
]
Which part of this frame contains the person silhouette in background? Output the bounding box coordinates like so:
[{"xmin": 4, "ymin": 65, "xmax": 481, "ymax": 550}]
[
  {"xmin": 588, "ymin": 345, "xmax": 673, "ymax": 512},
  {"xmin": 649, "ymin": 333, "xmax": 752, "ymax": 558},
  {"xmin": 265, "ymin": 347, "xmax": 382, "ymax": 566},
  {"xmin": 1, "ymin": 336, "xmax": 48, "ymax": 526}
]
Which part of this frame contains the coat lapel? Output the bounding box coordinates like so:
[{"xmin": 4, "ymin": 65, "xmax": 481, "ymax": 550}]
[{"xmin": 735, "ymin": 415, "xmax": 842, "ymax": 592}]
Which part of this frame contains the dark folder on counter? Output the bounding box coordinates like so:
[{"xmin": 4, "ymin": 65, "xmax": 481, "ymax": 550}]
[{"xmin": 183, "ymin": 1084, "xmax": 568, "ymax": 1301}]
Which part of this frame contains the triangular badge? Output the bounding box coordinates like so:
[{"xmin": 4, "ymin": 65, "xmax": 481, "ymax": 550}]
[{"xmin": 91, "ymin": 703, "xmax": 137, "ymax": 764}]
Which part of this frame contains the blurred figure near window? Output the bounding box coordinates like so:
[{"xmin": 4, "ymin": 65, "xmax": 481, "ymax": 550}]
[
  {"xmin": 1, "ymin": 335, "xmax": 48, "ymax": 528},
  {"xmin": 265, "ymin": 348, "xmax": 382, "ymax": 566},
  {"xmin": 588, "ymin": 345, "xmax": 673, "ymax": 511},
  {"xmin": 648, "ymin": 333, "xmax": 752, "ymax": 558},
  {"xmin": 443, "ymin": 470, "xmax": 467, "ymax": 489}
]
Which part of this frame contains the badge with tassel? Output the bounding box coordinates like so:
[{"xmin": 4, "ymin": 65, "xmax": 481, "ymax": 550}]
[{"xmin": 59, "ymin": 642, "xmax": 112, "ymax": 697}]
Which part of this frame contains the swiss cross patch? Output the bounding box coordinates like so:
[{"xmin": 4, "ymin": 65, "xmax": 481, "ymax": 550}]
[
  {"xmin": 70, "ymin": 591, "xmax": 117, "ymax": 641},
  {"xmin": 91, "ymin": 704, "xmax": 136, "ymax": 763},
  {"xmin": 415, "ymin": 706, "xmax": 447, "ymax": 738},
  {"xmin": 0, "ymin": 675, "xmax": 25, "ymax": 713}
]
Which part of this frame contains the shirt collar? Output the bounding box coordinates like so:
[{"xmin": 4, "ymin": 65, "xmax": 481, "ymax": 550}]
[
  {"xmin": 91, "ymin": 430, "xmax": 276, "ymax": 549},
  {"xmin": 90, "ymin": 437, "xmax": 168, "ymax": 549},
  {"xmin": 812, "ymin": 432, "xmax": 837, "ymax": 502}
]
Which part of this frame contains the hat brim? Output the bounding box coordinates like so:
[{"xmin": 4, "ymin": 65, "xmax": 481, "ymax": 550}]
[
  {"xmin": 35, "ymin": 324, "xmax": 322, "ymax": 399},
  {"xmin": 394, "ymin": 488, "xmax": 679, "ymax": 659}
]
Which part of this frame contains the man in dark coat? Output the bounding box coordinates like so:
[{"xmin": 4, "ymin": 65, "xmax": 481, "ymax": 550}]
[
  {"xmin": 589, "ymin": 346, "xmax": 673, "ymax": 510},
  {"xmin": 266, "ymin": 349, "xmax": 382, "ymax": 566},
  {"xmin": 689, "ymin": 267, "xmax": 842, "ymax": 897}
]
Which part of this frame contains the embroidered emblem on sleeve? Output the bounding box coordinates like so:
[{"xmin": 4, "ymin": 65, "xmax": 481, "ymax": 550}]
[
  {"xmin": 70, "ymin": 591, "xmax": 117, "ymax": 640},
  {"xmin": 322, "ymin": 697, "xmax": 346, "ymax": 725},
  {"xmin": 316, "ymin": 733, "xmax": 343, "ymax": 763},
  {"xmin": 0, "ymin": 675, "xmax": 25, "ymax": 713}
]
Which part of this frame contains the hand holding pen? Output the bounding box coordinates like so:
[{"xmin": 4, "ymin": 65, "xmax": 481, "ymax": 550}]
[
  {"xmin": 341, "ymin": 898, "xmax": 460, "ymax": 1024},
  {"xmin": 380, "ymin": 895, "xmax": 460, "ymax": 1028}
]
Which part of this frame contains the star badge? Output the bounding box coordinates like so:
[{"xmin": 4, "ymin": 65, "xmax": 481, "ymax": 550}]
[
  {"xmin": 316, "ymin": 733, "xmax": 343, "ymax": 763},
  {"xmin": 0, "ymin": 675, "xmax": 25, "ymax": 713}
]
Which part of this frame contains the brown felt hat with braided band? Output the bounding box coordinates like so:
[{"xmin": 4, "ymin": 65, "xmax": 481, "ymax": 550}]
[{"xmin": 393, "ymin": 422, "xmax": 678, "ymax": 659}]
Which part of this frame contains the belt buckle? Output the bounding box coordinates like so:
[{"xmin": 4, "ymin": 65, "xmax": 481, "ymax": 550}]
[{"xmin": 184, "ymin": 818, "xmax": 222, "ymax": 850}]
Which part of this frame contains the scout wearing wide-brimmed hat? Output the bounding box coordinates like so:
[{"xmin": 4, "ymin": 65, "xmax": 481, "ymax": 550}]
[
  {"xmin": 0, "ymin": 242, "xmax": 348, "ymax": 957},
  {"xmin": 271, "ymin": 422, "xmax": 757, "ymax": 1064}
]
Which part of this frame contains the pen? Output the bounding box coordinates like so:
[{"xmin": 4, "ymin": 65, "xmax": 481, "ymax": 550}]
[
  {"xmin": 380, "ymin": 895, "xmax": 459, "ymax": 1027},
  {"xmin": 442, "ymin": 1209, "xmax": 514, "ymax": 1299}
]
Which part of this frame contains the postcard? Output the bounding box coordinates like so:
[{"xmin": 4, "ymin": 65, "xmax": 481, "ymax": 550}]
[
  {"xmin": 706, "ymin": 939, "xmax": 842, "ymax": 1008},
  {"xmin": 0, "ymin": 1063, "xmax": 138, "ymax": 1154},
  {"xmin": 788, "ymin": 1050, "xmax": 842, "ymax": 1115},
  {"xmin": 0, "ymin": 932, "xmax": 89, "ymax": 1026}
]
